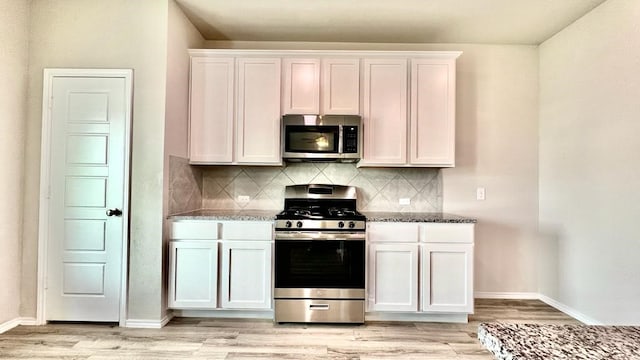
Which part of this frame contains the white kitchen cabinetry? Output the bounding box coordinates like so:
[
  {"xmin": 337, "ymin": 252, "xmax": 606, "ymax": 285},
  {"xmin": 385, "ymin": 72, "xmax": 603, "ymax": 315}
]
[
  {"xmin": 189, "ymin": 57, "xmax": 234, "ymax": 163},
  {"xmin": 189, "ymin": 54, "xmax": 281, "ymax": 165},
  {"xmin": 282, "ymin": 58, "xmax": 320, "ymax": 114},
  {"xmin": 322, "ymin": 58, "xmax": 360, "ymax": 115},
  {"xmin": 367, "ymin": 222, "xmax": 419, "ymax": 312},
  {"xmin": 169, "ymin": 219, "xmax": 273, "ymax": 313},
  {"xmin": 169, "ymin": 240, "xmax": 218, "ymax": 309},
  {"xmin": 367, "ymin": 221, "xmax": 474, "ymax": 320},
  {"xmin": 420, "ymin": 223, "xmax": 474, "ymax": 313},
  {"xmin": 282, "ymin": 57, "xmax": 360, "ymax": 115},
  {"xmin": 360, "ymin": 54, "xmax": 460, "ymax": 167},
  {"xmin": 189, "ymin": 50, "xmax": 460, "ymax": 167},
  {"xmin": 368, "ymin": 242, "xmax": 419, "ymax": 312},
  {"xmin": 410, "ymin": 59, "xmax": 457, "ymax": 166},
  {"xmin": 361, "ymin": 59, "xmax": 408, "ymax": 165},
  {"xmin": 236, "ymin": 58, "xmax": 282, "ymax": 164},
  {"xmin": 219, "ymin": 221, "xmax": 273, "ymax": 310},
  {"xmin": 169, "ymin": 220, "xmax": 220, "ymax": 309}
]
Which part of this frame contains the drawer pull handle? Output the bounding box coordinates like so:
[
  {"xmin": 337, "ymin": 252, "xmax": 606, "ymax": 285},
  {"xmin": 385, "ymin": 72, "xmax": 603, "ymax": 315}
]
[{"xmin": 309, "ymin": 304, "xmax": 329, "ymax": 311}]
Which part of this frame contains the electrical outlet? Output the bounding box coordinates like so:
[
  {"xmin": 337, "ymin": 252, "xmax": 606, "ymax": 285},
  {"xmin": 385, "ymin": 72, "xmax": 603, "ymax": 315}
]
[
  {"xmin": 237, "ymin": 195, "xmax": 250, "ymax": 203},
  {"xmin": 476, "ymin": 187, "xmax": 486, "ymax": 201},
  {"xmin": 399, "ymin": 198, "xmax": 411, "ymax": 205}
]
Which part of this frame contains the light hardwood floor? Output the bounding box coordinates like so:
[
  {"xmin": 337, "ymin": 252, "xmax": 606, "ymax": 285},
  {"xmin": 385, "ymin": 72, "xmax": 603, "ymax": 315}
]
[{"xmin": 0, "ymin": 299, "xmax": 580, "ymax": 359}]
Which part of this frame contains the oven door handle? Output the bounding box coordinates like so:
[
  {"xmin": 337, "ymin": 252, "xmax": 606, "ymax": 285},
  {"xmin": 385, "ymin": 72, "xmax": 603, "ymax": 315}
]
[
  {"xmin": 274, "ymin": 232, "xmax": 365, "ymax": 241},
  {"xmin": 309, "ymin": 303, "xmax": 330, "ymax": 311}
]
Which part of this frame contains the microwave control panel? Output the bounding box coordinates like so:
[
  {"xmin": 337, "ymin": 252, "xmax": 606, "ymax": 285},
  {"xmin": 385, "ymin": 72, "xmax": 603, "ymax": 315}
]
[{"xmin": 343, "ymin": 126, "xmax": 359, "ymax": 153}]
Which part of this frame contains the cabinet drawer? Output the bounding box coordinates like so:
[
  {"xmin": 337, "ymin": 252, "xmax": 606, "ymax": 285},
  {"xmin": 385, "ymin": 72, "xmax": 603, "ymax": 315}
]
[
  {"xmin": 420, "ymin": 223, "xmax": 474, "ymax": 243},
  {"xmin": 171, "ymin": 220, "xmax": 219, "ymax": 240},
  {"xmin": 368, "ymin": 222, "xmax": 419, "ymax": 243},
  {"xmin": 220, "ymin": 221, "xmax": 273, "ymax": 240}
]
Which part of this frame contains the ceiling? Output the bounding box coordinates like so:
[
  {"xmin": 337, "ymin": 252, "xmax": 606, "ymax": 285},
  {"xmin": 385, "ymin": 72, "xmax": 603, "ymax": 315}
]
[{"xmin": 175, "ymin": 0, "xmax": 607, "ymax": 45}]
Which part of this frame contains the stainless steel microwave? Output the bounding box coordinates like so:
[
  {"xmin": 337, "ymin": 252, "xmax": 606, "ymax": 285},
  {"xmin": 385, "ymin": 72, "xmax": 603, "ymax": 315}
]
[{"xmin": 281, "ymin": 114, "xmax": 362, "ymax": 162}]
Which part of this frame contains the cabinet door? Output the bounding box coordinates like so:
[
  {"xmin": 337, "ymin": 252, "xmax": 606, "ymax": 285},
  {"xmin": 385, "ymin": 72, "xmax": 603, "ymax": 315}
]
[
  {"xmin": 236, "ymin": 58, "xmax": 282, "ymax": 164},
  {"xmin": 322, "ymin": 58, "xmax": 360, "ymax": 115},
  {"xmin": 361, "ymin": 59, "xmax": 408, "ymax": 165},
  {"xmin": 421, "ymin": 243, "xmax": 473, "ymax": 313},
  {"xmin": 282, "ymin": 58, "xmax": 320, "ymax": 114},
  {"xmin": 168, "ymin": 241, "xmax": 218, "ymax": 309},
  {"xmin": 410, "ymin": 59, "xmax": 456, "ymax": 166},
  {"xmin": 189, "ymin": 57, "xmax": 234, "ymax": 163},
  {"xmin": 368, "ymin": 243, "xmax": 418, "ymax": 312},
  {"xmin": 220, "ymin": 241, "xmax": 272, "ymax": 309}
]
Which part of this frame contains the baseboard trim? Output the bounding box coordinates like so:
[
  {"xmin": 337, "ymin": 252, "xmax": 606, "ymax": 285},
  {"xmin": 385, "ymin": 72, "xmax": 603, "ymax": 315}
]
[
  {"xmin": 0, "ymin": 318, "xmax": 21, "ymax": 334},
  {"xmin": 474, "ymin": 291, "xmax": 539, "ymax": 300},
  {"xmin": 474, "ymin": 292, "xmax": 602, "ymax": 325},
  {"xmin": 125, "ymin": 313, "xmax": 174, "ymax": 329},
  {"xmin": 538, "ymin": 294, "xmax": 602, "ymax": 325},
  {"xmin": 0, "ymin": 317, "xmax": 38, "ymax": 334}
]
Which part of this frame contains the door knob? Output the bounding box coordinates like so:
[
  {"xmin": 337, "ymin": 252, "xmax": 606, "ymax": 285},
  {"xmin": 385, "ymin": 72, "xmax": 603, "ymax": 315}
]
[{"xmin": 106, "ymin": 208, "xmax": 123, "ymax": 217}]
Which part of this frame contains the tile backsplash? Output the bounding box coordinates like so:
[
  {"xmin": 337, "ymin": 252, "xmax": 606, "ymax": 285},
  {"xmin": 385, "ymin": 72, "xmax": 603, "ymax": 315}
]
[{"xmin": 169, "ymin": 157, "xmax": 442, "ymax": 214}]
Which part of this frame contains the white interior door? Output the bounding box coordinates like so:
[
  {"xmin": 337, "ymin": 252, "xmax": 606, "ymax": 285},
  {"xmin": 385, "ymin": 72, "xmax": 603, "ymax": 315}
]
[{"xmin": 42, "ymin": 70, "xmax": 131, "ymax": 322}]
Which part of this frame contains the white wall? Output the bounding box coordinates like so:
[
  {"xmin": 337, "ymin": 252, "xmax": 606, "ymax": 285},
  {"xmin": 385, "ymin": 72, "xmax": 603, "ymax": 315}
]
[
  {"xmin": 163, "ymin": 0, "xmax": 203, "ymax": 311},
  {"xmin": 0, "ymin": 0, "xmax": 30, "ymax": 325},
  {"xmin": 23, "ymin": 0, "xmax": 169, "ymax": 321},
  {"xmin": 206, "ymin": 40, "xmax": 541, "ymax": 295},
  {"xmin": 539, "ymin": 0, "xmax": 640, "ymax": 324}
]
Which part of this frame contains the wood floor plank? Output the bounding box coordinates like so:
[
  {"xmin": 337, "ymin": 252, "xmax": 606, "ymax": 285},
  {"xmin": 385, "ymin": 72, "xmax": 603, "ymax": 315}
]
[{"xmin": 0, "ymin": 299, "xmax": 580, "ymax": 359}]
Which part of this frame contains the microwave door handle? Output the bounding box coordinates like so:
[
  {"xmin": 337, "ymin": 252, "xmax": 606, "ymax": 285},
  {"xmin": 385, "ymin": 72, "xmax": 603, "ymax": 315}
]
[{"xmin": 338, "ymin": 125, "xmax": 343, "ymax": 154}]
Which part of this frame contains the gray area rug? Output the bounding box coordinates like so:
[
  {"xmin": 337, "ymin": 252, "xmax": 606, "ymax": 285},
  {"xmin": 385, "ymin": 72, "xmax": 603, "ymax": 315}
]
[{"xmin": 478, "ymin": 323, "xmax": 640, "ymax": 360}]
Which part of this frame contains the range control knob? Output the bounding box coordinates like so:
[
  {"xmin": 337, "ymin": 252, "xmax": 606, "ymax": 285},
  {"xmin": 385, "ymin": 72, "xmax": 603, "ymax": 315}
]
[
  {"xmin": 348, "ymin": 221, "xmax": 356, "ymax": 229},
  {"xmin": 338, "ymin": 221, "xmax": 345, "ymax": 228},
  {"xmin": 296, "ymin": 221, "xmax": 303, "ymax": 228},
  {"xmin": 285, "ymin": 221, "xmax": 292, "ymax": 228}
]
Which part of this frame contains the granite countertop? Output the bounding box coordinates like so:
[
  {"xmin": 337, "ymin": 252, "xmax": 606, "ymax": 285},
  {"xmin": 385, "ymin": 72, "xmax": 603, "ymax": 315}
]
[
  {"xmin": 362, "ymin": 211, "xmax": 477, "ymax": 223},
  {"xmin": 169, "ymin": 209, "xmax": 279, "ymax": 221},
  {"xmin": 170, "ymin": 209, "xmax": 476, "ymax": 223}
]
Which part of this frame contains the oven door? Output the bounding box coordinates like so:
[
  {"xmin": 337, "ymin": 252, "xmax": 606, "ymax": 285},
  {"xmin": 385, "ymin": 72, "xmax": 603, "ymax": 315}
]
[{"xmin": 274, "ymin": 237, "xmax": 365, "ymax": 291}]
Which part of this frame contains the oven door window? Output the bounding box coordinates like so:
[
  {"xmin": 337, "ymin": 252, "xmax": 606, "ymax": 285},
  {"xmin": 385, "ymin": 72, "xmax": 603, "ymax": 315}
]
[
  {"xmin": 275, "ymin": 240, "xmax": 365, "ymax": 289},
  {"xmin": 285, "ymin": 126, "xmax": 339, "ymax": 153}
]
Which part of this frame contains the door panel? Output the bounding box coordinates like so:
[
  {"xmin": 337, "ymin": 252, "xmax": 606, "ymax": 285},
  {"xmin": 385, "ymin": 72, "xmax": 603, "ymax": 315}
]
[
  {"xmin": 236, "ymin": 58, "xmax": 282, "ymax": 164},
  {"xmin": 367, "ymin": 243, "xmax": 418, "ymax": 312},
  {"xmin": 46, "ymin": 75, "xmax": 128, "ymax": 322},
  {"xmin": 168, "ymin": 241, "xmax": 218, "ymax": 309},
  {"xmin": 421, "ymin": 243, "xmax": 474, "ymax": 313},
  {"xmin": 221, "ymin": 241, "xmax": 272, "ymax": 309},
  {"xmin": 362, "ymin": 59, "xmax": 408, "ymax": 165}
]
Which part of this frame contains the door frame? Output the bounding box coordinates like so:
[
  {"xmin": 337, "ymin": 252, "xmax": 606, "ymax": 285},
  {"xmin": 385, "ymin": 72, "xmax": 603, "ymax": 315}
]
[{"xmin": 37, "ymin": 68, "xmax": 133, "ymax": 326}]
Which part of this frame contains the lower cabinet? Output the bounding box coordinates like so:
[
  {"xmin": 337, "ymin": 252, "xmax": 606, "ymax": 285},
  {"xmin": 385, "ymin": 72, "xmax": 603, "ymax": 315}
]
[
  {"xmin": 168, "ymin": 240, "xmax": 218, "ymax": 309},
  {"xmin": 367, "ymin": 221, "xmax": 475, "ymax": 318},
  {"xmin": 220, "ymin": 240, "xmax": 272, "ymax": 309},
  {"xmin": 168, "ymin": 220, "xmax": 273, "ymax": 312}
]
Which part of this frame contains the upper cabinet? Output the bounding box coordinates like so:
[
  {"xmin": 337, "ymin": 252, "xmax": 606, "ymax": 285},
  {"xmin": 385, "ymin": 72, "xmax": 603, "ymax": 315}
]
[
  {"xmin": 282, "ymin": 57, "xmax": 360, "ymax": 115},
  {"xmin": 189, "ymin": 54, "xmax": 282, "ymax": 165},
  {"xmin": 360, "ymin": 55, "xmax": 459, "ymax": 167},
  {"xmin": 189, "ymin": 50, "xmax": 460, "ymax": 167}
]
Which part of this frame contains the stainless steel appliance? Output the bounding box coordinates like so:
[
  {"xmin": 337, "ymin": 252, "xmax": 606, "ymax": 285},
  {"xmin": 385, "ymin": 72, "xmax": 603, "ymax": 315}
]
[
  {"xmin": 281, "ymin": 114, "xmax": 362, "ymax": 162},
  {"xmin": 274, "ymin": 184, "xmax": 366, "ymax": 323}
]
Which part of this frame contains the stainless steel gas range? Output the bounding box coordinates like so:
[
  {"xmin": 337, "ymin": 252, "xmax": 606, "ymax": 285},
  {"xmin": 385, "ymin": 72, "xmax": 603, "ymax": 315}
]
[{"xmin": 274, "ymin": 184, "xmax": 366, "ymax": 324}]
